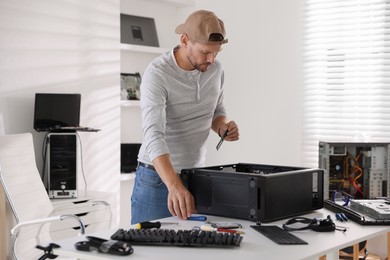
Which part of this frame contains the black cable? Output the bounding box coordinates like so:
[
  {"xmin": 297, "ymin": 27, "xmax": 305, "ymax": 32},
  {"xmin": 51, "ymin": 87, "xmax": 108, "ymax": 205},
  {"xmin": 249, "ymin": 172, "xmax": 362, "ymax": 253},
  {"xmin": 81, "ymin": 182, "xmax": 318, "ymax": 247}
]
[
  {"xmin": 76, "ymin": 133, "xmax": 88, "ymax": 191},
  {"xmin": 283, "ymin": 215, "xmax": 346, "ymax": 232},
  {"xmin": 41, "ymin": 133, "xmax": 50, "ymax": 191},
  {"xmin": 75, "ymin": 236, "xmax": 133, "ymax": 256}
]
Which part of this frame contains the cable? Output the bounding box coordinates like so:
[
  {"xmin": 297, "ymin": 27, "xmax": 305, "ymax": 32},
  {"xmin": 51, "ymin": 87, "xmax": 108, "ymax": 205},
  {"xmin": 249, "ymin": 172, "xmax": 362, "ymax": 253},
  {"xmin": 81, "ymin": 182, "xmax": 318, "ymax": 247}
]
[
  {"xmin": 41, "ymin": 133, "xmax": 50, "ymax": 192},
  {"xmin": 343, "ymin": 152, "xmax": 364, "ymax": 197},
  {"xmin": 282, "ymin": 215, "xmax": 347, "ymax": 233},
  {"xmin": 350, "ymin": 153, "xmax": 363, "ymax": 196},
  {"xmin": 76, "ymin": 132, "xmax": 88, "ymax": 191}
]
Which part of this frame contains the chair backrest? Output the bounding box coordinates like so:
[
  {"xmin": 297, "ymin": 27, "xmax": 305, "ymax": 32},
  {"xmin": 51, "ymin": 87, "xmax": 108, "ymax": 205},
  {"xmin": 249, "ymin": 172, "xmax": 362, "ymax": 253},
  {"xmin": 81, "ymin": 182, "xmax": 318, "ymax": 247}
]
[{"xmin": 0, "ymin": 133, "xmax": 53, "ymax": 259}]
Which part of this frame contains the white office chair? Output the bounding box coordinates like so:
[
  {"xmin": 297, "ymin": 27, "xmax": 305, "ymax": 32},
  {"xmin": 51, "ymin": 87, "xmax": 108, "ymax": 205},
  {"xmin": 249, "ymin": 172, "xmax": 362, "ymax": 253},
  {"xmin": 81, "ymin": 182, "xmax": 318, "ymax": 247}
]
[{"xmin": 0, "ymin": 133, "xmax": 87, "ymax": 259}]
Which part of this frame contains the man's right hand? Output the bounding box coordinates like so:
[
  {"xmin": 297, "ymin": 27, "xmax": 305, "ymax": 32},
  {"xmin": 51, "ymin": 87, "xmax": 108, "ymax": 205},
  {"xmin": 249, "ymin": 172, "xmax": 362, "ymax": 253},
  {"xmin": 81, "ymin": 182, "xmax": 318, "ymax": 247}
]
[
  {"xmin": 167, "ymin": 179, "xmax": 197, "ymax": 219},
  {"xmin": 152, "ymin": 154, "xmax": 197, "ymax": 219}
]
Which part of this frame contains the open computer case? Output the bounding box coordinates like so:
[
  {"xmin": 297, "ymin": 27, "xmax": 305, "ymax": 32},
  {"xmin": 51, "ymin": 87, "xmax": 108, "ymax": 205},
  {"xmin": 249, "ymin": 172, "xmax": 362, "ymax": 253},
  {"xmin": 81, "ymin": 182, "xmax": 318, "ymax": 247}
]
[{"xmin": 180, "ymin": 163, "xmax": 324, "ymax": 223}]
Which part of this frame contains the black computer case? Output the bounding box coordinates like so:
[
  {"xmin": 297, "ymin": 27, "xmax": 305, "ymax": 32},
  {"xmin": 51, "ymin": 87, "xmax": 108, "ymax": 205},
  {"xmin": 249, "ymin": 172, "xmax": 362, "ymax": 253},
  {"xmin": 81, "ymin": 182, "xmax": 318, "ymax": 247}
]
[
  {"xmin": 47, "ymin": 133, "xmax": 77, "ymax": 198},
  {"xmin": 180, "ymin": 163, "xmax": 324, "ymax": 223}
]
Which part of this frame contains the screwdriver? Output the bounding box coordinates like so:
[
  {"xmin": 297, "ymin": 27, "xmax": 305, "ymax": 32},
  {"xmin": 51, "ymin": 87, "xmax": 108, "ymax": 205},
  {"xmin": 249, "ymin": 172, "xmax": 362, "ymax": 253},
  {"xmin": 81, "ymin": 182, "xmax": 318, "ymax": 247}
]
[
  {"xmin": 135, "ymin": 221, "xmax": 178, "ymax": 230},
  {"xmin": 216, "ymin": 129, "xmax": 228, "ymax": 151}
]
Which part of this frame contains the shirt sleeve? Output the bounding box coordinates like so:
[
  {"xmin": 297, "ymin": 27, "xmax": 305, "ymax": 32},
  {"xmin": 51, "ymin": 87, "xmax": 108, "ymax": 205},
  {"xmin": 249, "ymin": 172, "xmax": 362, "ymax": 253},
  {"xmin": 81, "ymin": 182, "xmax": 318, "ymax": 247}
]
[
  {"xmin": 212, "ymin": 64, "xmax": 227, "ymax": 120},
  {"xmin": 140, "ymin": 63, "xmax": 170, "ymax": 162}
]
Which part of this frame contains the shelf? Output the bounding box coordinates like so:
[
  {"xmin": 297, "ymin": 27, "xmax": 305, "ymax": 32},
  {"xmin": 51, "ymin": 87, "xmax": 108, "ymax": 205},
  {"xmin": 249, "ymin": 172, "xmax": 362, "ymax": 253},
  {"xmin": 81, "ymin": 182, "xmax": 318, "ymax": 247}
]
[
  {"xmin": 121, "ymin": 100, "xmax": 140, "ymax": 107},
  {"xmin": 121, "ymin": 44, "xmax": 169, "ymax": 54},
  {"xmin": 120, "ymin": 173, "xmax": 136, "ymax": 181},
  {"xmin": 144, "ymin": 0, "xmax": 195, "ymax": 7}
]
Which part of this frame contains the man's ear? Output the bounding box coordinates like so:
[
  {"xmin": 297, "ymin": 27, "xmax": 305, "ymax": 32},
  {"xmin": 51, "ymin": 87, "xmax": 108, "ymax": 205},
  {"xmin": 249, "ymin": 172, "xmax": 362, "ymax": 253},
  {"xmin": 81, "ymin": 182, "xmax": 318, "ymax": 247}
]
[{"xmin": 181, "ymin": 34, "xmax": 190, "ymax": 47}]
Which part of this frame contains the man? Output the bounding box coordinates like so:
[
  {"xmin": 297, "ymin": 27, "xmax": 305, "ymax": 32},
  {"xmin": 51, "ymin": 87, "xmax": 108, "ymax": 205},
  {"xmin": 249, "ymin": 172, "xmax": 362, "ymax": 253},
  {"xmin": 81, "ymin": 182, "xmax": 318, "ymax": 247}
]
[{"xmin": 131, "ymin": 10, "xmax": 239, "ymax": 224}]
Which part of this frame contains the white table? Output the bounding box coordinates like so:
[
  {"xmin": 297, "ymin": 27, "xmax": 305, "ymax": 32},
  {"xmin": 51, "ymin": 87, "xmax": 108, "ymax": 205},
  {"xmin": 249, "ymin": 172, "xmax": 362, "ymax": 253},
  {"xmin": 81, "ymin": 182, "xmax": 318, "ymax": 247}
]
[{"xmin": 54, "ymin": 209, "xmax": 390, "ymax": 260}]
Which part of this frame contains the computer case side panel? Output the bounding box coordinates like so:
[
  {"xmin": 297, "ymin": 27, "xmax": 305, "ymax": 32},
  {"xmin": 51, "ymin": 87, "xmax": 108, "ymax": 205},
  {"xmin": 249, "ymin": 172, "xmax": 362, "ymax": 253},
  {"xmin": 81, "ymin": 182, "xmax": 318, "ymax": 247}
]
[
  {"xmin": 181, "ymin": 169, "xmax": 260, "ymax": 221},
  {"xmin": 181, "ymin": 163, "xmax": 324, "ymax": 223},
  {"xmin": 259, "ymin": 168, "xmax": 324, "ymax": 222}
]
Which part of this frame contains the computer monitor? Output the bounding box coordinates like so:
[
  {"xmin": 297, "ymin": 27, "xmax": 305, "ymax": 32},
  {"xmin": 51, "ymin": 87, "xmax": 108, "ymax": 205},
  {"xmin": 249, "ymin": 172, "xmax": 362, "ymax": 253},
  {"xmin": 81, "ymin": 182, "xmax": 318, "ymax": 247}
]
[{"xmin": 33, "ymin": 93, "xmax": 81, "ymax": 132}]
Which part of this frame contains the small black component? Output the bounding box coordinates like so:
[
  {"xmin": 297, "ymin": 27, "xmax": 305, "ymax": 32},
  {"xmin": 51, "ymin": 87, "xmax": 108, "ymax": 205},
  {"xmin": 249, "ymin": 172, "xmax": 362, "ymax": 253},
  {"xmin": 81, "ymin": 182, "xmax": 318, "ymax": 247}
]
[
  {"xmin": 250, "ymin": 225, "xmax": 308, "ymax": 245},
  {"xmin": 75, "ymin": 236, "xmax": 133, "ymax": 256}
]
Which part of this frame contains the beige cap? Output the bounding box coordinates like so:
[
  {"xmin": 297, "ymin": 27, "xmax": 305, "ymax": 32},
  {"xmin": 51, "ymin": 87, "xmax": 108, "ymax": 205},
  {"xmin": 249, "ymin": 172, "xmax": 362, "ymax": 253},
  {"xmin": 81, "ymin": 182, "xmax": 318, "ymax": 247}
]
[{"xmin": 175, "ymin": 10, "xmax": 228, "ymax": 45}]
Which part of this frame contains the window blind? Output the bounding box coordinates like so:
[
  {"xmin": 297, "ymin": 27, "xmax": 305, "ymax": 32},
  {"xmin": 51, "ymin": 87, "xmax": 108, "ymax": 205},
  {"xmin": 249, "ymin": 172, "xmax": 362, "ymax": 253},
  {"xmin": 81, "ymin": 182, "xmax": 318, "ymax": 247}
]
[{"xmin": 302, "ymin": 0, "xmax": 390, "ymax": 168}]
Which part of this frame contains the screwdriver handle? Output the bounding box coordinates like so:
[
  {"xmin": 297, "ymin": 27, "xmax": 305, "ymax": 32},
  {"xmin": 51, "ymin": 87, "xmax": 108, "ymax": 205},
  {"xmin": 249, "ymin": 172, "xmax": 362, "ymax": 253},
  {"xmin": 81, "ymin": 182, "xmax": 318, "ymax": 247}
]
[
  {"xmin": 135, "ymin": 221, "xmax": 161, "ymax": 230},
  {"xmin": 188, "ymin": 215, "xmax": 207, "ymax": 221}
]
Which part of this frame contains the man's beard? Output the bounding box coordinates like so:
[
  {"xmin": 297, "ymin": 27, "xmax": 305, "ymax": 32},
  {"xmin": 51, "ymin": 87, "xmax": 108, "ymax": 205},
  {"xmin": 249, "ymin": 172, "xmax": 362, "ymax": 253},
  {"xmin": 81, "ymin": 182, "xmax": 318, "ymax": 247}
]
[{"xmin": 187, "ymin": 56, "xmax": 210, "ymax": 72}]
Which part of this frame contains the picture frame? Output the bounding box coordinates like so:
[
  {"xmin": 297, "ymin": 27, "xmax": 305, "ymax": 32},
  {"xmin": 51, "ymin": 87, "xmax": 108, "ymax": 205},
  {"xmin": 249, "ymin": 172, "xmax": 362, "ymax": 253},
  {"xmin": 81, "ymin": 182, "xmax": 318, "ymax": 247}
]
[
  {"xmin": 120, "ymin": 73, "xmax": 141, "ymax": 100},
  {"xmin": 120, "ymin": 14, "xmax": 159, "ymax": 47}
]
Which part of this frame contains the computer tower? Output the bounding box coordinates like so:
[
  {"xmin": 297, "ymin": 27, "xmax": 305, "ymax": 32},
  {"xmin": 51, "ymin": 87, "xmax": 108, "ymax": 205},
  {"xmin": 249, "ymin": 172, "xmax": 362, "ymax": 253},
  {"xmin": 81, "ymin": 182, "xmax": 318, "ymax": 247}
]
[
  {"xmin": 47, "ymin": 133, "xmax": 77, "ymax": 198},
  {"xmin": 319, "ymin": 141, "xmax": 390, "ymax": 200},
  {"xmin": 181, "ymin": 163, "xmax": 324, "ymax": 223}
]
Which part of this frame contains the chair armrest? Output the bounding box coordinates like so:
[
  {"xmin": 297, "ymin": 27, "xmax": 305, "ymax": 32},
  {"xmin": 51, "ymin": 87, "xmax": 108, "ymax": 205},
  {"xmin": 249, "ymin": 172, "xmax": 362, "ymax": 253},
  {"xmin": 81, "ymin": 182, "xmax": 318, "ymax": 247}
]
[
  {"xmin": 11, "ymin": 214, "xmax": 85, "ymax": 260},
  {"xmin": 11, "ymin": 214, "xmax": 85, "ymax": 237},
  {"xmin": 92, "ymin": 200, "xmax": 113, "ymax": 229}
]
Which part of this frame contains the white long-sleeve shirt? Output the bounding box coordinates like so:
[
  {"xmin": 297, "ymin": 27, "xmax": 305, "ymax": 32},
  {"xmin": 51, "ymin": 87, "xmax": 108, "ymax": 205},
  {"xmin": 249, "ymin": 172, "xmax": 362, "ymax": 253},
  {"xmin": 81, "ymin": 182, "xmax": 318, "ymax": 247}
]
[{"xmin": 137, "ymin": 47, "xmax": 227, "ymax": 172}]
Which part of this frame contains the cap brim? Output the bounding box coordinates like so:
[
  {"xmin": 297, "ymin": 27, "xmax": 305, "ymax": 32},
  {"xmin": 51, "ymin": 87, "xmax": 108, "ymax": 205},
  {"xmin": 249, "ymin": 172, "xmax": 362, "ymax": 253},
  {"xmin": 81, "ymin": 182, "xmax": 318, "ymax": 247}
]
[{"xmin": 175, "ymin": 24, "xmax": 185, "ymax": 34}]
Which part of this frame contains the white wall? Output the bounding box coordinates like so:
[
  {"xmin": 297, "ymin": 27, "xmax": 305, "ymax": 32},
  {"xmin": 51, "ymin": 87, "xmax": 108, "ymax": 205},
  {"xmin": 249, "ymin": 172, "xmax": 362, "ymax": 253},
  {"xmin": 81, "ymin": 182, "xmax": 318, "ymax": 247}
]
[
  {"xmin": 0, "ymin": 0, "xmax": 121, "ymax": 212},
  {"xmin": 0, "ymin": 0, "xmax": 313, "ymax": 186},
  {"xmin": 120, "ymin": 0, "xmax": 305, "ymax": 168},
  {"xmin": 195, "ymin": 0, "xmax": 305, "ymax": 167},
  {"xmin": 0, "ymin": 0, "xmax": 305, "ymax": 216},
  {"xmin": 0, "ymin": 0, "xmax": 306, "ymax": 217}
]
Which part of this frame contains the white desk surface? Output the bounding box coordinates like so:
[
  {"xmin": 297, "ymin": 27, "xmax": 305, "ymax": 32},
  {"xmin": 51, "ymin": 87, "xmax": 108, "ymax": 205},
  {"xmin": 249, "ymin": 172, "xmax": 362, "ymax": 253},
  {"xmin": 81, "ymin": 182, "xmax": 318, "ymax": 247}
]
[{"xmin": 54, "ymin": 209, "xmax": 390, "ymax": 260}]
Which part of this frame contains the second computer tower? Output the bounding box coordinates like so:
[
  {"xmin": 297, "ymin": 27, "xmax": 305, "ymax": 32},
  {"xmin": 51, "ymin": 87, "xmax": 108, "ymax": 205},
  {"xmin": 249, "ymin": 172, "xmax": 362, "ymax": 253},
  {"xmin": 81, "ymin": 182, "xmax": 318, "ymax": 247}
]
[
  {"xmin": 319, "ymin": 141, "xmax": 390, "ymax": 199},
  {"xmin": 47, "ymin": 133, "xmax": 77, "ymax": 198}
]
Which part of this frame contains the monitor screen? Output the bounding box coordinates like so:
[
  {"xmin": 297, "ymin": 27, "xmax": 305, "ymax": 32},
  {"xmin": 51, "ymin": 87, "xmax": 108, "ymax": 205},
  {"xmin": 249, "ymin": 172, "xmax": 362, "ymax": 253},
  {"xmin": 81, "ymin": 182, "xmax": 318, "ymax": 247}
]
[{"xmin": 33, "ymin": 93, "xmax": 81, "ymax": 132}]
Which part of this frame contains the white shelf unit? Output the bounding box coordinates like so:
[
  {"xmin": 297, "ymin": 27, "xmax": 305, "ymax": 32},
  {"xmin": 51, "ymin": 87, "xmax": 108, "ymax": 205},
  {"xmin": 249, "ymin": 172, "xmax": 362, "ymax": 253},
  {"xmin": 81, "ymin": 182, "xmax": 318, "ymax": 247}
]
[
  {"xmin": 120, "ymin": 0, "xmax": 196, "ymax": 147},
  {"xmin": 119, "ymin": 173, "xmax": 136, "ymax": 226},
  {"xmin": 120, "ymin": 0, "xmax": 195, "ymax": 227},
  {"xmin": 120, "ymin": 100, "xmax": 140, "ymax": 107}
]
